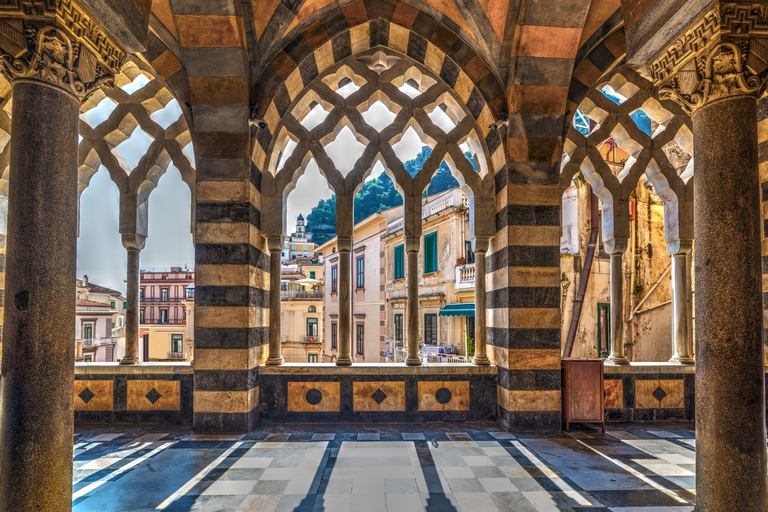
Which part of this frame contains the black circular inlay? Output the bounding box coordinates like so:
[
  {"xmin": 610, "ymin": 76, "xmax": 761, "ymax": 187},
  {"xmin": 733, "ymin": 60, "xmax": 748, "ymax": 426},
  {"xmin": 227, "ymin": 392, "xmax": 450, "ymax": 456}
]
[
  {"xmin": 435, "ymin": 387, "xmax": 452, "ymax": 405},
  {"xmin": 306, "ymin": 388, "xmax": 323, "ymax": 405}
]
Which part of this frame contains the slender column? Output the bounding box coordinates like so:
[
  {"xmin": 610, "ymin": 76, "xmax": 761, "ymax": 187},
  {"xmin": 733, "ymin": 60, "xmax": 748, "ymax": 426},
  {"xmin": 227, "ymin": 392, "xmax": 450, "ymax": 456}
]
[
  {"xmin": 604, "ymin": 241, "xmax": 629, "ymax": 365},
  {"xmin": 669, "ymin": 241, "xmax": 694, "ymax": 364},
  {"xmin": 0, "ymin": 80, "xmax": 80, "ymax": 510},
  {"xmin": 472, "ymin": 238, "xmax": 490, "ymax": 365},
  {"xmin": 336, "ymin": 236, "xmax": 352, "ymax": 366},
  {"xmin": 119, "ymin": 245, "xmax": 140, "ymax": 364},
  {"xmin": 266, "ymin": 235, "xmax": 284, "ymax": 365},
  {"xmin": 692, "ymin": 95, "xmax": 767, "ymax": 512},
  {"xmin": 405, "ymin": 236, "xmax": 421, "ymax": 366}
]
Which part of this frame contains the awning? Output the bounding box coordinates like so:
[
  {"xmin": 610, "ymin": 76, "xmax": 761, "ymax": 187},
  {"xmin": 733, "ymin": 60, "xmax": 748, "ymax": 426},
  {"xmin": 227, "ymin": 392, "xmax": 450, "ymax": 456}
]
[{"xmin": 438, "ymin": 303, "xmax": 475, "ymax": 317}]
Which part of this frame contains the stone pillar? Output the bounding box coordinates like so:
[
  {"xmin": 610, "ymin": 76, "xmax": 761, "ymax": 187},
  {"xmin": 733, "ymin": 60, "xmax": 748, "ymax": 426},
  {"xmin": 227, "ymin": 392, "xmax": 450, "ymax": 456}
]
[
  {"xmin": 691, "ymin": 95, "xmax": 767, "ymax": 511},
  {"xmin": 119, "ymin": 244, "xmax": 141, "ymax": 365},
  {"xmin": 604, "ymin": 241, "xmax": 629, "ymax": 365},
  {"xmin": 0, "ymin": 21, "xmax": 123, "ymax": 511},
  {"xmin": 669, "ymin": 241, "xmax": 694, "ymax": 364},
  {"xmin": 266, "ymin": 235, "xmax": 284, "ymax": 365},
  {"xmin": 405, "ymin": 236, "xmax": 421, "ymax": 366},
  {"xmin": 472, "ymin": 238, "xmax": 490, "ymax": 365},
  {"xmin": 336, "ymin": 236, "xmax": 352, "ymax": 366}
]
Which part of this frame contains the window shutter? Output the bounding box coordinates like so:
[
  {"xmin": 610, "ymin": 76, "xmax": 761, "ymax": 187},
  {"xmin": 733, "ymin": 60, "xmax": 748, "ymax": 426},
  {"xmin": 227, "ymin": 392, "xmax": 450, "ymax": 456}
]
[
  {"xmin": 425, "ymin": 232, "xmax": 437, "ymax": 273},
  {"xmin": 395, "ymin": 244, "xmax": 404, "ymax": 279}
]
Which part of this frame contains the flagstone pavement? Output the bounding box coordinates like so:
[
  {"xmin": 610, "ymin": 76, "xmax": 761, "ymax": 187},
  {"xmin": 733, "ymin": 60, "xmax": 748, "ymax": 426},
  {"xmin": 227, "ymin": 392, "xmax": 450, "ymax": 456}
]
[{"xmin": 72, "ymin": 423, "xmax": 697, "ymax": 512}]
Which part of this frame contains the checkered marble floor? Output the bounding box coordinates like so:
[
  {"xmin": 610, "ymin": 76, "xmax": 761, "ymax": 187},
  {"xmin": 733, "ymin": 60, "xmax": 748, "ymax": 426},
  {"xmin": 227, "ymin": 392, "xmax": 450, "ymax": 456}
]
[{"xmin": 72, "ymin": 423, "xmax": 697, "ymax": 512}]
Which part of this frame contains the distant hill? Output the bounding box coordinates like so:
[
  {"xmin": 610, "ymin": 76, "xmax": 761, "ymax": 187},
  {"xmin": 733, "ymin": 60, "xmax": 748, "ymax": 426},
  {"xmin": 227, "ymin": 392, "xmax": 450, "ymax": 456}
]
[{"xmin": 306, "ymin": 146, "xmax": 475, "ymax": 245}]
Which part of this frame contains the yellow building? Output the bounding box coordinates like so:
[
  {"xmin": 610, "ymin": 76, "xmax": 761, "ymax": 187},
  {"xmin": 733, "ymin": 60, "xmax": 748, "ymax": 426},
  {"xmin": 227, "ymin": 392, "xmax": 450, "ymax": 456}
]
[{"xmin": 280, "ymin": 264, "xmax": 323, "ymax": 363}]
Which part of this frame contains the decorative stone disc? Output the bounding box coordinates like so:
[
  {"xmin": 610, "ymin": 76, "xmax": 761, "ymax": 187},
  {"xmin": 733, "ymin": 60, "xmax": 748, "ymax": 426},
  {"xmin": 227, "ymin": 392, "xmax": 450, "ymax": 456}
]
[
  {"xmin": 435, "ymin": 387, "xmax": 452, "ymax": 405},
  {"xmin": 306, "ymin": 388, "xmax": 323, "ymax": 405}
]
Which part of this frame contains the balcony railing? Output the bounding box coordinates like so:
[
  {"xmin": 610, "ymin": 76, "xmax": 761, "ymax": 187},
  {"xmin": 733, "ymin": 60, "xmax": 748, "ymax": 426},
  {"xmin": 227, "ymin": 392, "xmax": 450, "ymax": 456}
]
[
  {"xmin": 141, "ymin": 319, "xmax": 186, "ymax": 325},
  {"xmin": 394, "ymin": 346, "xmax": 468, "ymax": 364},
  {"xmin": 281, "ymin": 336, "xmax": 323, "ymax": 344},
  {"xmin": 166, "ymin": 352, "xmax": 186, "ymax": 360},
  {"xmin": 79, "ymin": 337, "xmax": 118, "ymax": 347},
  {"xmin": 141, "ymin": 297, "xmax": 184, "ymax": 303},
  {"xmin": 281, "ymin": 291, "xmax": 323, "ymax": 300},
  {"xmin": 455, "ymin": 262, "xmax": 475, "ymax": 289}
]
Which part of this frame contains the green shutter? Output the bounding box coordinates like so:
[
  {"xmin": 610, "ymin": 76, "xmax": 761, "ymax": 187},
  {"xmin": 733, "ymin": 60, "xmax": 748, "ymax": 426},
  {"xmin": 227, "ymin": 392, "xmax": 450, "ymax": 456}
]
[
  {"xmin": 425, "ymin": 232, "xmax": 437, "ymax": 273},
  {"xmin": 394, "ymin": 244, "xmax": 404, "ymax": 279}
]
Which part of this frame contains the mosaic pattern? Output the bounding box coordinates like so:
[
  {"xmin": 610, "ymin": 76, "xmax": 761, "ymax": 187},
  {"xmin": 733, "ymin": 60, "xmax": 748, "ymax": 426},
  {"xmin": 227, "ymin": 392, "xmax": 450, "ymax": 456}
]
[
  {"xmin": 74, "ymin": 380, "xmax": 114, "ymax": 412},
  {"xmin": 71, "ymin": 424, "xmax": 698, "ymax": 511},
  {"xmin": 603, "ymin": 373, "xmax": 694, "ymax": 423}
]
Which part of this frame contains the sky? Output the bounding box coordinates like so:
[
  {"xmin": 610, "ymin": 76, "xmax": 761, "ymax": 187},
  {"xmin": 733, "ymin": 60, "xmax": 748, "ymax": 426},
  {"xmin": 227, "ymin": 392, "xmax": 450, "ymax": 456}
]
[{"xmin": 77, "ymin": 80, "xmax": 458, "ymax": 293}]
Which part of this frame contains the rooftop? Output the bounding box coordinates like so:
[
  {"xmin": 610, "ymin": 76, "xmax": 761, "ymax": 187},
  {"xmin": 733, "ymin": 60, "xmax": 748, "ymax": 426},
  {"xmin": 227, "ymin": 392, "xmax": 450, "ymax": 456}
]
[{"xmin": 76, "ymin": 299, "xmax": 112, "ymax": 308}]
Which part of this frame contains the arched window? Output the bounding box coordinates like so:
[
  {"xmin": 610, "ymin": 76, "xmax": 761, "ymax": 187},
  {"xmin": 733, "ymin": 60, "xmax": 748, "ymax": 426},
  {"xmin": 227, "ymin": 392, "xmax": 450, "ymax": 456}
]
[{"xmin": 308, "ymin": 305, "xmax": 316, "ymax": 313}]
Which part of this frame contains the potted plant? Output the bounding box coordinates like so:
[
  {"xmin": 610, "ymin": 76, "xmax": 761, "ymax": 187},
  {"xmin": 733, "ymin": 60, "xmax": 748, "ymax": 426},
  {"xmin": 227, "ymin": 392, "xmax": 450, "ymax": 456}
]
[
  {"xmin": 465, "ymin": 334, "xmax": 475, "ymax": 358},
  {"xmin": 457, "ymin": 257, "xmax": 466, "ymax": 265}
]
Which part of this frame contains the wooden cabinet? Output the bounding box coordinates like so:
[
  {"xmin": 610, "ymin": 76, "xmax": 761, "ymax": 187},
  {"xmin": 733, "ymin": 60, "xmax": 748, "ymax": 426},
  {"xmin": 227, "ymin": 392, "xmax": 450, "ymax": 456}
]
[{"xmin": 562, "ymin": 358, "xmax": 604, "ymax": 432}]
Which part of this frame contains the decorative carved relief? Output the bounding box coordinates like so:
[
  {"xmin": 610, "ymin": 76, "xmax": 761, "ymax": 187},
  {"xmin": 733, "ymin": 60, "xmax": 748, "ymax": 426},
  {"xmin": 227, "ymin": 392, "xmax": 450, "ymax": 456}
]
[
  {"xmin": 648, "ymin": 2, "xmax": 768, "ymax": 114},
  {"xmin": 0, "ymin": 24, "xmax": 111, "ymax": 99}
]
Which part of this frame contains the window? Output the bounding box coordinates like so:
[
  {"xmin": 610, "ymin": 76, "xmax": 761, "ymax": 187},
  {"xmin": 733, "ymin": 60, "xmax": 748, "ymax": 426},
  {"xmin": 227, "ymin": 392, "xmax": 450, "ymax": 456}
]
[
  {"xmin": 123, "ymin": 301, "xmax": 127, "ymax": 309},
  {"xmin": 162, "ymin": 276, "xmax": 168, "ymax": 280},
  {"xmin": 304, "ymin": 245, "xmax": 307, "ymax": 252},
  {"xmin": 171, "ymin": 334, "xmax": 183, "ymax": 353},
  {"xmin": 161, "ymin": 288, "xmax": 168, "ymax": 301},
  {"xmin": 597, "ymin": 303, "xmax": 611, "ymax": 358},
  {"xmin": 394, "ymin": 314, "xmax": 403, "ymax": 341},
  {"xmin": 310, "ymin": 271, "xmax": 316, "ymax": 279},
  {"xmin": 306, "ymin": 317, "xmax": 318, "ymax": 337},
  {"xmin": 161, "ymin": 310, "xmax": 168, "ymax": 323},
  {"xmin": 394, "ymin": 244, "xmax": 404, "ymax": 279},
  {"xmin": 139, "ymin": 309, "xmax": 144, "ymax": 323},
  {"xmin": 424, "ymin": 314, "xmax": 437, "ymax": 345},
  {"xmin": 424, "ymin": 232, "xmax": 438, "ymax": 274},
  {"xmin": 110, "ymin": 301, "xmax": 116, "ymax": 309},
  {"xmin": 331, "ymin": 322, "xmax": 338, "ymax": 350},
  {"xmin": 308, "ymin": 354, "xmax": 318, "ymax": 363},
  {"xmin": 356, "ymin": 256, "xmax": 365, "ymax": 289},
  {"xmin": 331, "ymin": 265, "xmax": 338, "ymax": 293},
  {"xmin": 308, "ymin": 305, "xmax": 316, "ymax": 313},
  {"xmin": 83, "ymin": 323, "xmax": 93, "ymax": 340},
  {"xmin": 465, "ymin": 241, "xmax": 475, "ymax": 263},
  {"xmin": 83, "ymin": 356, "xmax": 92, "ymax": 362},
  {"xmin": 140, "ymin": 288, "xmax": 144, "ymax": 301},
  {"xmin": 356, "ymin": 323, "xmax": 364, "ymax": 356}
]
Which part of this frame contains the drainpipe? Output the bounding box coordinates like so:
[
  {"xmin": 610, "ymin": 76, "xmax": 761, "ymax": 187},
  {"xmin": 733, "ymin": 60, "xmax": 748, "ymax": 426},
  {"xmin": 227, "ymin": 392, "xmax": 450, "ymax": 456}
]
[{"xmin": 563, "ymin": 190, "xmax": 599, "ymax": 358}]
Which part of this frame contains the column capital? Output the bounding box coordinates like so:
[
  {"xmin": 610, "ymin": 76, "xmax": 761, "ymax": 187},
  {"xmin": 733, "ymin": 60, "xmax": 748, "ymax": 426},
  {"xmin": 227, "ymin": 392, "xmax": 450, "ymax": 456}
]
[
  {"xmin": 121, "ymin": 233, "xmax": 145, "ymax": 252},
  {"xmin": 473, "ymin": 237, "xmax": 491, "ymax": 253},
  {"xmin": 604, "ymin": 238, "xmax": 628, "ymax": 255},
  {"xmin": 404, "ymin": 236, "xmax": 420, "ymax": 253},
  {"xmin": 0, "ymin": 0, "xmax": 127, "ymax": 100},
  {"xmin": 266, "ymin": 234, "xmax": 285, "ymax": 252},
  {"xmin": 337, "ymin": 236, "xmax": 352, "ymax": 253},
  {"xmin": 647, "ymin": 2, "xmax": 768, "ymax": 114},
  {"xmin": 667, "ymin": 239, "xmax": 694, "ymax": 256}
]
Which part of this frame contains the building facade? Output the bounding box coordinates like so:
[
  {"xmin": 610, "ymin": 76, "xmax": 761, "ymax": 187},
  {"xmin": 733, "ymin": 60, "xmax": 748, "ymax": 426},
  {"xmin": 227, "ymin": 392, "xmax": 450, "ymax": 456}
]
[
  {"xmin": 280, "ymin": 263, "xmax": 324, "ymax": 363},
  {"xmin": 383, "ymin": 189, "xmax": 476, "ymax": 362},
  {"xmin": 139, "ymin": 267, "xmax": 194, "ymax": 361},
  {"xmin": 282, "ymin": 214, "xmax": 316, "ymax": 262}
]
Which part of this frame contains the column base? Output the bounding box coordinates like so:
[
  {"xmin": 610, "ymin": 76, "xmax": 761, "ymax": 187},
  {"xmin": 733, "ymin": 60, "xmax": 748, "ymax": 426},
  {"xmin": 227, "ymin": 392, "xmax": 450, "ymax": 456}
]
[
  {"xmin": 118, "ymin": 356, "xmax": 139, "ymax": 365},
  {"xmin": 472, "ymin": 355, "xmax": 491, "ymax": 366},
  {"xmin": 335, "ymin": 356, "xmax": 352, "ymax": 366},
  {"xmin": 405, "ymin": 356, "xmax": 422, "ymax": 366},
  {"xmin": 265, "ymin": 355, "xmax": 284, "ymax": 366},
  {"xmin": 668, "ymin": 355, "xmax": 694, "ymax": 365},
  {"xmin": 604, "ymin": 355, "xmax": 630, "ymax": 365}
]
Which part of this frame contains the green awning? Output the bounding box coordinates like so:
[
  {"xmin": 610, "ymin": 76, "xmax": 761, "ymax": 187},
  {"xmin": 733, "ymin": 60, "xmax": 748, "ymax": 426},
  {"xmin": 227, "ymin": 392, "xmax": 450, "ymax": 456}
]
[{"xmin": 439, "ymin": 303, "xmax": 475, "ymax": 317}]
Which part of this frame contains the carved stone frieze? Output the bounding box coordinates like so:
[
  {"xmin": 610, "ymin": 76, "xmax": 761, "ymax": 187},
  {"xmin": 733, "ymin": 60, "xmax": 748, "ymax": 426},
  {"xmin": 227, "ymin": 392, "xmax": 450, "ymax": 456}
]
[
  {"xmin": 0, "ymin": 0, "xmax": 126, "ymax": 100},
  {"xmin": 647, "ymin": 2, "xmax": 768, "ymax": 114}
]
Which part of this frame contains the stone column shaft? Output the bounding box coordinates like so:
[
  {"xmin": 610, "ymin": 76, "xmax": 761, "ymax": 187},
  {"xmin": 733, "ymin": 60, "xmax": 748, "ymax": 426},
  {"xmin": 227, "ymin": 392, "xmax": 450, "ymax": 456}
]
[
  {"xmin": 266, "ymin": 236, "xmax": 284, "ymax": 365},
  {"xmin": 605, "ymin": 247, "xmax": 629, "ymax": 365},
  {"xmin": 405, "ymin": 237, "xmax": 420, "ymax": 366},
  {"xmin": 336, "ymin": 237, "xmax": 352, "ymax": 366},
  {"xmin": 669, "ymin": 246, "xmax": 694, "ymax": 364},
  {"xmin": 693, "ymin": 96, "xmax": 767, "ymax": 512},
  {"xmin": 120, "ymin": 247, "xmax": 140, "ymax": 364},
  {"xmin": 0, "ymin": 79, "xmax": 80, "ymax": 511},
  {"xmin": 472, "ymin": 239, "xmax": 489, "ymax": 365}
]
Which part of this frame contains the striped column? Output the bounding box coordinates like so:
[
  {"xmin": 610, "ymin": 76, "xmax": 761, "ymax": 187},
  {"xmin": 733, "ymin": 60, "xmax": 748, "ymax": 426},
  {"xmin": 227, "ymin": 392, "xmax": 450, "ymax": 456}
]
[
  {"xmin": 759, "ymin": 95, "xmax": 768, "ymax": 359},
  {"xmin": 169, "ymin": 1, "xmax": 265, "ymax": 432},
  {"xmin": 490, "ymin": 1, "xmax": 591, "ymax": 430}
]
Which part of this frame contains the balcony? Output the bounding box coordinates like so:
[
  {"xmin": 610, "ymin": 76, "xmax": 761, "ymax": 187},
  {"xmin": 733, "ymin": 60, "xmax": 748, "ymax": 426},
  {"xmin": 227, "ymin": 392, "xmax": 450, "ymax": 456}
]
[
  {"xmin": 141, "ymin": 319, "xmax": 186, "ymax": 325},
  {"xmin": 79, "ymin": 337, "xmax": 118, "ymax": 347},
  {"xmin": 166, "ymin": 352, "xmax": 187, "ymax": 360},
  {"xmin": 455, "ymin": 262, "xmax": 475, "ymax": 290},
  {"xmin": 141, "ymin": 297, "xmax": 184, "ymax": 303},
  {"xmin": 281, "ymin": 291, "xmax": 323, "ymax": 301},
  {"xmin": 281, "ymin": 336, "xmax": 323, "ymax": 344}
]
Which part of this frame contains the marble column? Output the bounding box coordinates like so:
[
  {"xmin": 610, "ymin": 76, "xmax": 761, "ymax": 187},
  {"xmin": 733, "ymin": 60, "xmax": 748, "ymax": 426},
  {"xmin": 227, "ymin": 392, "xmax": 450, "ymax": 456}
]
[
  {"xmin": 669, "ymin": 241, "xmax": 694, "ymax": 364},
  {"xmin": 405, "ymin": 236, "xmax": 421, "ymax": 366},
  {"xmin": 472, "ymin": 238, "xmax": 490, "ymax": 365},
  {"xmin": 604, "ymin": 241, "xmax": 629, "ymax": 365},
  {"xmin": 119, "ymin": 245, "xmax": 141, "ymax": 364},
  {"xmin": 691, "ymin": 94, "xmax": 767, "ymax": 512},
  {"xmin": 0, "ymin": 76, "xmax": 80, "ymax": 511},
  {"xmin": 266, "ymin": 235, "xmax": 284, "ymax": 365},
  {"xmin": 336, "ymin": 236, "xmax": 352, "ymax": 366}
]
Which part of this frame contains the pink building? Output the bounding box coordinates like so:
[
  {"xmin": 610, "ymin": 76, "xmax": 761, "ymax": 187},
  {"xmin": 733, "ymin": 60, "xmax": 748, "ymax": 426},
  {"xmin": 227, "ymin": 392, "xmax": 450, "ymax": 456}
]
[{"xmin": 139, "ymin": 267, "xmax": 194, "ymax": 326}]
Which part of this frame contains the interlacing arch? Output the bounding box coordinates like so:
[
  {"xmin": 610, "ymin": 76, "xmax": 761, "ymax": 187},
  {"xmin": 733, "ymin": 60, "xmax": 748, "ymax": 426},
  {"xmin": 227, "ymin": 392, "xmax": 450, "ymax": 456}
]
[
  {"xmin": 560, "ymin": 65, "xmax": 694, "ymax": 251},
  {"xmin": 260, "ymin": 47, "xmax": 495, "ymax": 238}
]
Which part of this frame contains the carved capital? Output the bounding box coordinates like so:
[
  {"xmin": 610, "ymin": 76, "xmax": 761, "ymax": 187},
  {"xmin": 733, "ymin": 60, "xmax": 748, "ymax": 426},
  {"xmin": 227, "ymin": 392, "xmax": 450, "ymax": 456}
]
[
  {"xmin": 648, "ymin": 2, "xmax": 768, "ymax": 114},
  {"xmin": 0, "ymin": 0, "xmax": 126, "ymax": 100}
]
